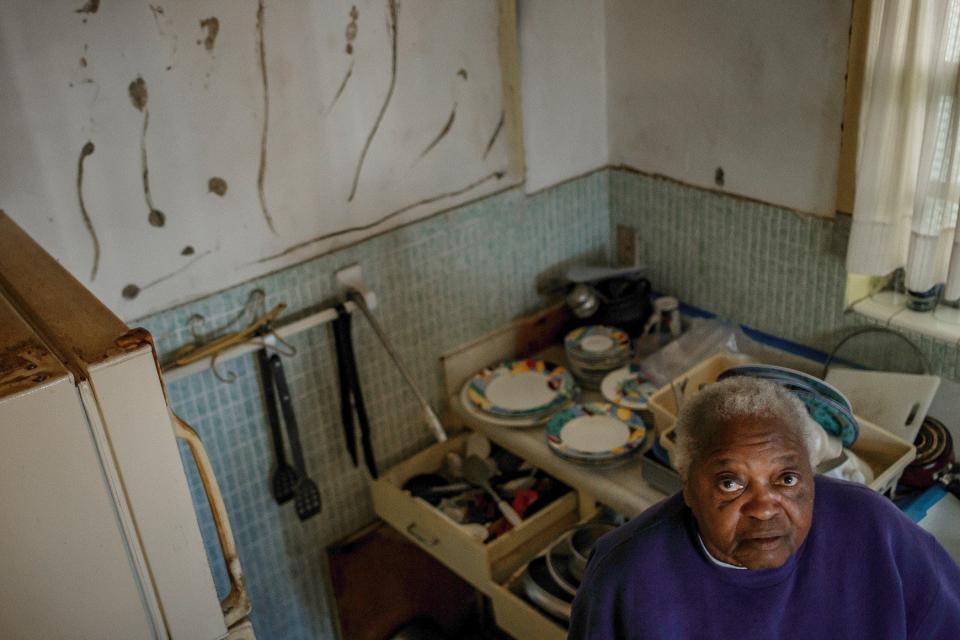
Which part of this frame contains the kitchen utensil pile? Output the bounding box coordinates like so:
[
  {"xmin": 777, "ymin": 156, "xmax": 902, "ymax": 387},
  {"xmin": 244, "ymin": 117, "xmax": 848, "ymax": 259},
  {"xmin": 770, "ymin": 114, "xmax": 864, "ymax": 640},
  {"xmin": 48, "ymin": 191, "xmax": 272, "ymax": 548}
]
[{"xmin": 401, "ymin": 435, "xmax": 569, "ymax": 543}]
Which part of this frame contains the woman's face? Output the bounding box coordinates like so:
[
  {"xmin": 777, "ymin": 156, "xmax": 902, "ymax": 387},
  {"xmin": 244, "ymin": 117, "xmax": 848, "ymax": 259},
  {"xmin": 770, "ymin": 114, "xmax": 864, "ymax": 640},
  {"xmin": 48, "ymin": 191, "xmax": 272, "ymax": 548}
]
[{"xmin": 682, "ymin": 416, "xmax": 815, "ymax": 569}]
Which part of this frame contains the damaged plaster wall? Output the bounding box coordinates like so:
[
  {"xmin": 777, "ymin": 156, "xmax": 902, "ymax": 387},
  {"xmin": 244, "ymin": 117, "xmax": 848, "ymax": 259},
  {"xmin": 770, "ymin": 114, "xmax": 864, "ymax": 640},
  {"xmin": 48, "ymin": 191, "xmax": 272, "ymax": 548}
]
[
  {"xmin": 0, "ymin": 0, "xmax": 521, "ymax": 319},
  {"xmin": 604, "ymin": 0, "xmax": 851, "ymax": 217}
]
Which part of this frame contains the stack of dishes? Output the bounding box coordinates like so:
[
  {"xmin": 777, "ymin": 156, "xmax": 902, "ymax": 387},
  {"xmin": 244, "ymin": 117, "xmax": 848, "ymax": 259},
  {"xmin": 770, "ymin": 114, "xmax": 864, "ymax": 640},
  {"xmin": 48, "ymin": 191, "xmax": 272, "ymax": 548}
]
[
  {"xmin": 564, "ymin": 325, "xmax": 633, "ymax": 389},
  {"xmin": 462, "ymin": 358, "xmax": 578, "ymax": 427},
  {"xmin": 717, "ymin": 364, "xmax": 859, "ymax": 446},
  {"xmin": 545, "ymin": 402, "xmax": 647, "ymax": 466}
]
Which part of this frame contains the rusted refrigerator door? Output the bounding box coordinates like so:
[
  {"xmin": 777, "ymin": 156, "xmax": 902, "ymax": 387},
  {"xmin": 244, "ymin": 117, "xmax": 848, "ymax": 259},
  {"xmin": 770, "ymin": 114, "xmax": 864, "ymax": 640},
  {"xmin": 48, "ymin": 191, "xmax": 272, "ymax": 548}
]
[{"xmin": 0, "ymin": 211, "xmax": 251, "ymax": 639}]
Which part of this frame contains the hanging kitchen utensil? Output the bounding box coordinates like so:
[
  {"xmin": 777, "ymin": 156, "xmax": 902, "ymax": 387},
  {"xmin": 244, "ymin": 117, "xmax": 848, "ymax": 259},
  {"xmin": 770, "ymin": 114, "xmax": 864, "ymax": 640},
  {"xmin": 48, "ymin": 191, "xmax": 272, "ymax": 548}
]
[
  {"xmin": 346, "ymin": 288, "xmax": 448, "ymax": 443},
  {"xmin": 333, "ymin": 305, "xmax": 378, "ymax": 478},
  {"xmin": 255, "ymin": 345, "xmax": 299, "ymax": 504},
  {"xmin": 269, "ymin": 354, "xmax": 322, "ymax": 521}
]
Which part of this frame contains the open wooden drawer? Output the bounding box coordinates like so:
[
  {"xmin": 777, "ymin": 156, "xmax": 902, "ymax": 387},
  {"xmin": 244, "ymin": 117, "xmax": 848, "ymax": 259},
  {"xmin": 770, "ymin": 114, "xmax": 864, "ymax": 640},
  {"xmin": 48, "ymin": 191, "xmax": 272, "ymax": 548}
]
[
  {"xmin": 489, "ymin": 560, "xmax": 568, "ymax": 640},
  {"xmin": 369, "ymin": 433, "xmax": 580, "ymax": 592}
]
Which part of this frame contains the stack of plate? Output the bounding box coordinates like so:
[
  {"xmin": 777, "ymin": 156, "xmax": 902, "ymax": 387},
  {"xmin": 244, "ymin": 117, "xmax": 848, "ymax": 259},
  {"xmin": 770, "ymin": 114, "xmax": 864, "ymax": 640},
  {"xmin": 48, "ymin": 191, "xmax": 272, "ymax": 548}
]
[
  {"xmin": 717, "ymin": 364, "xmax": 859, "ymax": 446},
  {"xmin": 545, "ymin": 402, "xmax": 647, "ymax": 466},
  {"xmin": 601, "ymin": 364, "xmax": 659, "ymax": 410},
  {"xmin": 462, "ymin": 358, "xmax": 578, "ymax": 427},
  {"xmin": 564, "ymin": 325, "xmax": 632, "ymax": 389}
]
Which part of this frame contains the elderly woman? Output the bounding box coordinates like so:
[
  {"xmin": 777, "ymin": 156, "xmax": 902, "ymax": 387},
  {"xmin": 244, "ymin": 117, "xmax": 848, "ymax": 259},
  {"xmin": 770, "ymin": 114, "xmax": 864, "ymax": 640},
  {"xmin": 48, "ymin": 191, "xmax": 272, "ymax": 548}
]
[{"xmin": 569, "ymin": 376, "xmax": 960, "ymax": 639}]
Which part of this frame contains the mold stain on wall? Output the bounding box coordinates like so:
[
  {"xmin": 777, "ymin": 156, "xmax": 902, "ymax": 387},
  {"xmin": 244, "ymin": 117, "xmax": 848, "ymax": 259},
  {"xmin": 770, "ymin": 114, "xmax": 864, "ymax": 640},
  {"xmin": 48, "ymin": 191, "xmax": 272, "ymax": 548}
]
[
  {"xmin": 256, "ymin": 0, "xmax": 277, "ymax": 234},
  {"xmin": 483, "ymin": 111, "xmax": 505, "ymax": 160},
  {"xmin": 122, "ymin": 249, "xmax": 212, "ymax": 300},
  {"xmin": 128, "ymin": 75, "xmax": 166, "ymax": 228},
  {"xmin": 327, "ymin": 6, "xmax": 359, "ymax": 115},
  {"xmin": 208, "ymin": 177, "xmax": 228, "ymax": 196},
  {"xmin": 75, "ymin": 141, "xmax": 100, "ymax": 279},
  {"xmin": 347, "ymin": 0, "xmax": 399, "ymax": 203},
  {"xmin": 414, "ymin": 102, "xmax": 457, "ymax": 164},
  {"xmin": 75, "ymin": 0, "xmax": 99, "ymax": 15},
  {"xmin": 199, "ymin": 17, "xmax": 220, "ymax": 51},
  {"xmin": 258, "ymin": 169, "xmax": 505, "ymax": 263}
]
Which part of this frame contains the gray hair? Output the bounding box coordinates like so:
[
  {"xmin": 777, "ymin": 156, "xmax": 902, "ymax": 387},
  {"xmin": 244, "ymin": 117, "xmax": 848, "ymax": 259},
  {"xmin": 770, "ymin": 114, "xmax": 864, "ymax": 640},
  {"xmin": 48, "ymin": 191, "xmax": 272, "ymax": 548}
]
[{"xmin": 671, "ymin": 376, "xmax": 819, "ymax": 480}]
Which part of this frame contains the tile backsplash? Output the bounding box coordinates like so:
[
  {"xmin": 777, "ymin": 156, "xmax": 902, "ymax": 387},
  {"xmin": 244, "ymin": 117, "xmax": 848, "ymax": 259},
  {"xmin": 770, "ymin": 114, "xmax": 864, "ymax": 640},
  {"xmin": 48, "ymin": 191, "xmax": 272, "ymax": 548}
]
[
  {"xmin": 608, "ymin": 168, "xmax": 960, "ymax": 381},
  {"xmin": 138, "ymin": 173, "xmax": 610, "ymax": 640},
  {"xmin": 139, "ymin": 167, "xmax": 960, "ymax": 640}
]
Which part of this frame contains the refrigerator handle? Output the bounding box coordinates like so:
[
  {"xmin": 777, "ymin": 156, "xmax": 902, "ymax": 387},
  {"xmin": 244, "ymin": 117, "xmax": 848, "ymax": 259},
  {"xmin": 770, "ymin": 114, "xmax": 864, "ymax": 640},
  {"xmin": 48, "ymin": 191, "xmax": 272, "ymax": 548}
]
[{"xmin": 170, "ymin": 412, "xmax": 252, "ymax": 628}]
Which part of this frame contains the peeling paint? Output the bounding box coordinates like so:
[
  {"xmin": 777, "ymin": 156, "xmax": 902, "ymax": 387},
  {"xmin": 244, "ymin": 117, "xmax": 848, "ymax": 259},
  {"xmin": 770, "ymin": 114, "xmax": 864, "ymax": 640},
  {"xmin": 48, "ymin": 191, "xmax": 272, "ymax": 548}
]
[
  {"xmin": 348, "ymin": 0, "xmax": 398, "ymax": 202},
  {"xmin": 76, "ymin": 141, "xmax": 100, "ymax": 280},
  {"xmin": 260, "ymin": 170, "xmax": 505, "ymax": 263},
  {"xmin": 200, "ymin": 17, "xmax": 220, "ymax": 51},
  {"xmin": 256, "ymin": 0, "xmax": 277, "ymax": 234},
  {"xmin": 75, "ymin": 0, "xmax": 99, "ymax": 15},
  {"xmin": 482, "ymin": 111, "xmax": 504, "ymax": 160},
  {"xmin": 208, "ymin": 177, "xmax": 228, "ymax": 196},
  {"xmin": 415, "ymin": 102, "xmax": 456, "ymax": 163},
  {"xmin": 128, "ymin": 76, "xmax": 148, "ymax": 112},
  {"xmin": 122, "ymin": 250, "xmax": 211, "ymax": 300}
]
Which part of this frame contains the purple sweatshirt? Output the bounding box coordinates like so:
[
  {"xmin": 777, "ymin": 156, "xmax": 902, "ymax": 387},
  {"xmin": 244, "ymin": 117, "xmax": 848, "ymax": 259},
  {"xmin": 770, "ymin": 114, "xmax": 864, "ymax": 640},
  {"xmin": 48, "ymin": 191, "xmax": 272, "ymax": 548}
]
[{"xmin": 569, "ymin": 477, "xmax": 960, "ymax": 639}]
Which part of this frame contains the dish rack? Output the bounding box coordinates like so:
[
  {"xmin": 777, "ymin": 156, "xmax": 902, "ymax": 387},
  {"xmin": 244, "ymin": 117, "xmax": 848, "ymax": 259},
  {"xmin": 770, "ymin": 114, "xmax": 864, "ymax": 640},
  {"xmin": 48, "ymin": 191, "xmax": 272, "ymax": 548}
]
[{"xmin": 645, "ymin": 353, "xmax": 917, "ymax": 495}]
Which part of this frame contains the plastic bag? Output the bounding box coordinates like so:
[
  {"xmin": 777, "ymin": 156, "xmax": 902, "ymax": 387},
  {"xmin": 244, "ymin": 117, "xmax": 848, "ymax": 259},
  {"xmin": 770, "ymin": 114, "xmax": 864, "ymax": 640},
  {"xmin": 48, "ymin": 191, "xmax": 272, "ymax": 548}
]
[{"xmin": 637, "ymin": 318, "xmax": 749, "ymax": 387}]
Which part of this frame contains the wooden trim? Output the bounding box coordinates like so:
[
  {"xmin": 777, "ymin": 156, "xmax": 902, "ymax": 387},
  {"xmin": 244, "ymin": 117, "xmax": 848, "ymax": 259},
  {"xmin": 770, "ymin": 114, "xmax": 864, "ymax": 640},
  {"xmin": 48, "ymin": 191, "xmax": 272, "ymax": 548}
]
[{"xmin": 836, "ymin": 0, "xmax": 872, "ymax": 215}]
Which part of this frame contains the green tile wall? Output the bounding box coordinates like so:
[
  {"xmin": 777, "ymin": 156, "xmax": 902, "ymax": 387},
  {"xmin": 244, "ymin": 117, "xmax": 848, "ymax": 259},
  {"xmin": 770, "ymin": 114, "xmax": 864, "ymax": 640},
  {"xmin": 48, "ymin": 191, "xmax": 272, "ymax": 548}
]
[
  {"xmin": 608, "ymin": 168, "xmax": 960, "ymax": 381},
  {"xmin": 137, "ymin": 173, "xmax": 610, "ymax": 640}
]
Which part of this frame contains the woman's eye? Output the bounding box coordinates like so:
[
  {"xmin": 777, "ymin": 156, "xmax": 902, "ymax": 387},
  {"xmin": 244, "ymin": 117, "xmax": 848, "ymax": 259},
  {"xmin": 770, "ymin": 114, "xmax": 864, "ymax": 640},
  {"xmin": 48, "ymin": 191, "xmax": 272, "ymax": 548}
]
[
  {"xmin": 719, "ymin": 479, "xmax": 742, "ymax": 493},
  {"xmin": 780, "ymin": 473, "xmax": 799, "ymax": 487}
]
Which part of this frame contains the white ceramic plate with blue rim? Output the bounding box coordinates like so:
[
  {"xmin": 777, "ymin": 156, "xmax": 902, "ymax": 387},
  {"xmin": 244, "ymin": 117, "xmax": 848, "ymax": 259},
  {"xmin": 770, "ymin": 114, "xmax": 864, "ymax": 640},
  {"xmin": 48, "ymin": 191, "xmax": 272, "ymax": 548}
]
[
  {"xmin": 601, "ymin": 364, "xmax": 659, "ymax": 410},
  {"xmin": 466, "ymin": 358, "xmax": 576, "ymax": 418},
  {"xmin": 546, "ymin": 402, "xmax": 647, "ymax": 461}
]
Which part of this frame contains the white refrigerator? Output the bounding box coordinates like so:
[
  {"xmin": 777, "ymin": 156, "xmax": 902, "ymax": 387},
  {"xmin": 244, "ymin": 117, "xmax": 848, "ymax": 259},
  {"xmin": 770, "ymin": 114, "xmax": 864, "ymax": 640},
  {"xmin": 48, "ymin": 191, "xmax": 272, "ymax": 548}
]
[{"xmin": 0, "ymin": 211, "xmax": 253, "ymax": 639}]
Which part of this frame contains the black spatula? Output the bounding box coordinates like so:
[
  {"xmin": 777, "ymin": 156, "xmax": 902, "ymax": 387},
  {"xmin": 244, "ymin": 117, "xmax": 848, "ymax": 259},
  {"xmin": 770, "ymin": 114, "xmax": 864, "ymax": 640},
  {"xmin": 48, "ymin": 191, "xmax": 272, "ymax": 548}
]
[
  {"xmin": 256, "ymin": 348, "xmax": 299, "ymax": 504},
  {"xmin": 270, "ymin": 354, "xmax": 322, "ymax": 520}
]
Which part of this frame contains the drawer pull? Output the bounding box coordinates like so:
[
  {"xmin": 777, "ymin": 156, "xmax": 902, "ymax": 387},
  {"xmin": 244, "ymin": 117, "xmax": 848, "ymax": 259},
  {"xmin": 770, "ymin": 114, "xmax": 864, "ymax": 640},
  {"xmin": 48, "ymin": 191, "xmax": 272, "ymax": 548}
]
[{"xmin": 406, "ymin": 522, "xmax": 440, "ymax": 547}]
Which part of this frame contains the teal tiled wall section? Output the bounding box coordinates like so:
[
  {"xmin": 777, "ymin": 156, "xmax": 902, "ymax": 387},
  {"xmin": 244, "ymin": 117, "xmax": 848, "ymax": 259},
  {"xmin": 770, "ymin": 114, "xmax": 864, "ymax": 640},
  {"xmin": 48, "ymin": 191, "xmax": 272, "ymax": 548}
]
[
  {"xmin": 136, "ymin": 173, "xmax": 610, "ymax": 640},
  {"xmin": 607, "ymin": 168, "xmax": 960, "ymax": 382}
]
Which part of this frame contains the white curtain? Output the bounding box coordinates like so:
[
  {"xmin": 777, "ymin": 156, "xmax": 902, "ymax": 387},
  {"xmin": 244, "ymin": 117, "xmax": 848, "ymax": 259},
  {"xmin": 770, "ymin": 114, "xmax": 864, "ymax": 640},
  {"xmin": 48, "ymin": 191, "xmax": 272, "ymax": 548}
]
[{"xmin": 848, "ymin": 0, "xmax": 960, "ymax": 300}]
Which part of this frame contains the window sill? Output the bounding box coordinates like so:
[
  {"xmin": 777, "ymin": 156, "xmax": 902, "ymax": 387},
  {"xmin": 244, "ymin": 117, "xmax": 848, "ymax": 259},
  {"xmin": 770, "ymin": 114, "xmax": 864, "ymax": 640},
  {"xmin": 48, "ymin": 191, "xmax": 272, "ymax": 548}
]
[{"xmin": 850, "ymin": 291, "xmax": 960, "ymax": 344}]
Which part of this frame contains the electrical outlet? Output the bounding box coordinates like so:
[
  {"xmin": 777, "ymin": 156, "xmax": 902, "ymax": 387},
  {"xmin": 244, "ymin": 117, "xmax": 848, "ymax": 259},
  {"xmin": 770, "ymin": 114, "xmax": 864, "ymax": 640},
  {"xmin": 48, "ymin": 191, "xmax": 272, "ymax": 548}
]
[{"xmin": 616, "ymin": 224, "xmax": 639, "ymax": 266}]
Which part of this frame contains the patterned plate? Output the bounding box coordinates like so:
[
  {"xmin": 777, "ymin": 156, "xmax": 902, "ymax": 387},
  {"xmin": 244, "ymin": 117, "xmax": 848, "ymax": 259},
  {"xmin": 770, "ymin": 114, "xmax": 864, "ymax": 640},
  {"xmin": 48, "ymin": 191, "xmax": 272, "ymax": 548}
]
[
  {"xmin": 601, "ymin": 365, "xmax": 659, "ymax": 410},
  {"xmin": 719, "ymin": 365, "xmax": 851, "ymax": 412},
  {"xmin": 565, "ymin": 325, "xmax": 631, "ymax": 359},
  {"xmin": 467, "ymin": 359, "xmax": 576, "ymax": 418},
  {"xmin": 546, "ymin": 402, "xmax": 647, "ymax": 460}
]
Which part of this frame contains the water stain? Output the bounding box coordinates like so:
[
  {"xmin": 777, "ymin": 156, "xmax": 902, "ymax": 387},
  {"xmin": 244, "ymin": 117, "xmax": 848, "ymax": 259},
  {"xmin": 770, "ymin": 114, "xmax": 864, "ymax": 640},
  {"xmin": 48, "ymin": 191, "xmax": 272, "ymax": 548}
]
[
  {"xmin": 415, "ymin": 103, "xmax": 456, "ymax": 163},
  {"xmin": 483, "ymin": 111, "xmax": 504, "ymax": 160},
  {"xmin": 208, "ymin": 177, "xmax": 228, "ymax": 196},
  {"xmin": 121, "ymin": 250, "xmax": 212, "ymax": 300},
  {"xmin": 260, "ymin": 170, "xmax": 504, "ymax": 263},
  {"xmin": 181, "ymin": 245, "xmax": 195, "ymax": 256},
  {"xmin": 348, "ymin": 0, "xmax": 398, "ymax": 202},
  {"xmin": 200, "ymin": 17, "xmax": 219, "ymax": 51},
  {"xmin": 75, "ymin": 0, "xmax": 99, "ymax": 14},
  {"xmin": 128, "ymin": 76, "xmax": 148, "ymax": 111},
  {"xmin": 76, "ymin": 141, "xmax": 101, "ymax": 280},
  {"xmin": 256, "ymin": 0, "xmax": 277, "ymax": 234}
]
